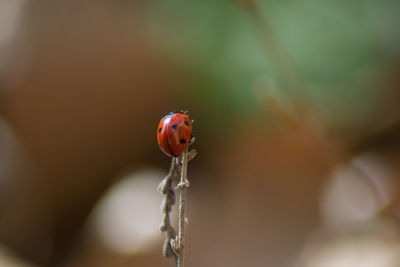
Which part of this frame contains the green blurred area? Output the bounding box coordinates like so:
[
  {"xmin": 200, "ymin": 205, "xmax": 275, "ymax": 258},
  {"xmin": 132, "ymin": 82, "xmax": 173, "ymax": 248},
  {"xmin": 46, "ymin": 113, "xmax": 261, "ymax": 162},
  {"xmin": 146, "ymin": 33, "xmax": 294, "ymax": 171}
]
[
  {"xmin": 135, "ymin": 0, "xmax": 399, "ymax": 127},
  {"xmin": 0, "ymin": 1, "xmax": 399, "ymax": 266}
]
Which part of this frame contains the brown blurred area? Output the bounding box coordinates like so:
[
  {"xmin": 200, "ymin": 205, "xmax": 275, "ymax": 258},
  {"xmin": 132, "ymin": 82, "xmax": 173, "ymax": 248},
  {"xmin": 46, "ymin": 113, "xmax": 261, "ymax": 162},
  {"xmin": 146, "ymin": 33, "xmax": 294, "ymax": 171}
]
[
  {"xmin": 0, "ymin": 1, "xmax": 180, "ymax": 265},
  {"xmin": 0, "ymin": 1, "xmax": 400, "ymax": 267}
]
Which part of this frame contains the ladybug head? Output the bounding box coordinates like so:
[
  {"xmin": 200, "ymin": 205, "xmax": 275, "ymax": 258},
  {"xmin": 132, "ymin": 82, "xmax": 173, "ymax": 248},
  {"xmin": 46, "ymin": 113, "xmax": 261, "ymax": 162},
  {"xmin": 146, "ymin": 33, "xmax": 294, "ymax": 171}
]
[
  {"xmin": 162, "ymin": 110, "xmax": 193, "ymax": 124},
  {"xmin": 168, "ymin": 110, "xmax": 192, "ymax": 122}
]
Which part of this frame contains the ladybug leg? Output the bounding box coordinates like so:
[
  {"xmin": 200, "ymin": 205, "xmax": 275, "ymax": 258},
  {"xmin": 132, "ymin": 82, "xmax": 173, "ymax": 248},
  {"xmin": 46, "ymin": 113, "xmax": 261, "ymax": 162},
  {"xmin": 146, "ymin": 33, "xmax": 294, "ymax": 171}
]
[
  {"xmin": 189, "ymin": 135, "xmax": 195, "ymax": 144},
  {"xmin": 187, "ymin": 149, "xmax": 197, "ymax": 161}
]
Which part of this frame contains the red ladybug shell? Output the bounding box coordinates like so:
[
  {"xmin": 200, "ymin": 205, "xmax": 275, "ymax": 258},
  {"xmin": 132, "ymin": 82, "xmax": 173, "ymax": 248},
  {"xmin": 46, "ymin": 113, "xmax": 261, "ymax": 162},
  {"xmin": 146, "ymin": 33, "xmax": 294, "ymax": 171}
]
[{"xmin": 157, "ymin": 111, "xmax": 192, "ymax": 157}]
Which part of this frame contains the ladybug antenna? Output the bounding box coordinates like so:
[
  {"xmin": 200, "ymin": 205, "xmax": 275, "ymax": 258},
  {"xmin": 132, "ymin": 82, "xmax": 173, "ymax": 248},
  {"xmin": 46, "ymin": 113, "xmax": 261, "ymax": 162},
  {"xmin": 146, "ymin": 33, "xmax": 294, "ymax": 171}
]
[{"xmin": 168, "ymin": 110, "xmax": 186, "ymax": 115}]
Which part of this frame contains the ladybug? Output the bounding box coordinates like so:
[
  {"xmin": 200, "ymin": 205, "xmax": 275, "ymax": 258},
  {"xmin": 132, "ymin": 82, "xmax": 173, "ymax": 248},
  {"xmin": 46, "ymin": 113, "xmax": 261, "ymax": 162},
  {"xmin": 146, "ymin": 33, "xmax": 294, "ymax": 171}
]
[{"xmin": 157, "ymin": 111, "xmax": 193, "ymax": 157}]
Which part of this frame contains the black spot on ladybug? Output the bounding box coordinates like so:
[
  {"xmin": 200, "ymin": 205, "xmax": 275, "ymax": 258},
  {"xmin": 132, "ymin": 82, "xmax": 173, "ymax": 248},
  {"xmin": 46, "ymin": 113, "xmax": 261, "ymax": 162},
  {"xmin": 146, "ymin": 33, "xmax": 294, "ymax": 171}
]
[
  {"xmin": 184, "ymin": 121, "xmax": 189, "ymax": 126},
  {"xmin": 180, "ymin": 139, "xmax": 186, "ymax": 144},
  {"xmin": 158, "ymin": 128, "xmax": 162, "ymax": 132},
  {"xmin": 172, "ymin": 124, "xmax": 178, "ymax": 130}
]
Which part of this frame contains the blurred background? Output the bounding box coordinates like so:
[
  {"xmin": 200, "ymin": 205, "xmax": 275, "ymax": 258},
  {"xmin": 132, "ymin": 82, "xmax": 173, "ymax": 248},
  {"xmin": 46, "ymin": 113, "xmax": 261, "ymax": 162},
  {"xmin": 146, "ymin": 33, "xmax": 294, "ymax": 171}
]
[{"xmin": 0, "ymin": 0, "xmax": 400, "ymax": 266}]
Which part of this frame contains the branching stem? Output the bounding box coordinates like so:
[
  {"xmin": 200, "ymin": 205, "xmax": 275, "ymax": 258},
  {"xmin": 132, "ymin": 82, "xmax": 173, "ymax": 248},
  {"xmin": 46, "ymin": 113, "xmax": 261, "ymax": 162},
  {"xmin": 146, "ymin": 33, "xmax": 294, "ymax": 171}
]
[
  {"xmin": 159, "ymin": 146, "xmax": 196, "ymax": 267},
  {"xmin": 175, "ymin": 147, "xmax": 189, "ymax": 266}
]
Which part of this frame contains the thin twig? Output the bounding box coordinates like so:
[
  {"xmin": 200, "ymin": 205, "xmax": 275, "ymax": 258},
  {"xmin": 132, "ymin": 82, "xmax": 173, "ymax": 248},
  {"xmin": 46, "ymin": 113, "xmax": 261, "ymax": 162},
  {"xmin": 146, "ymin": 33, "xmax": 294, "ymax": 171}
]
[
  {"xmin": 173, "ymin": 147, "xmax": 190, "ymax": 267},
  {"xmin": 159, "ymin": 145, "xmax": 196, "ymax": 267}
]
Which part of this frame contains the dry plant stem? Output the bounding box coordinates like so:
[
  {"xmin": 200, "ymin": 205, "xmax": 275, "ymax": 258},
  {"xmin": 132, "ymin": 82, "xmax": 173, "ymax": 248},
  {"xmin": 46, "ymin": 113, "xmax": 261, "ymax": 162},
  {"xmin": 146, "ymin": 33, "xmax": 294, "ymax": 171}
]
[
  {"xmin": 176, "ymin": 147, "xmax": 189, "ymax": 267},
  {"xmin": 158, "ymin": 158, "xmax": 179, "ymax": 260},
  {"xmin": 159, "ymin": 147, "xmax": 196, "ymax": 266}
]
